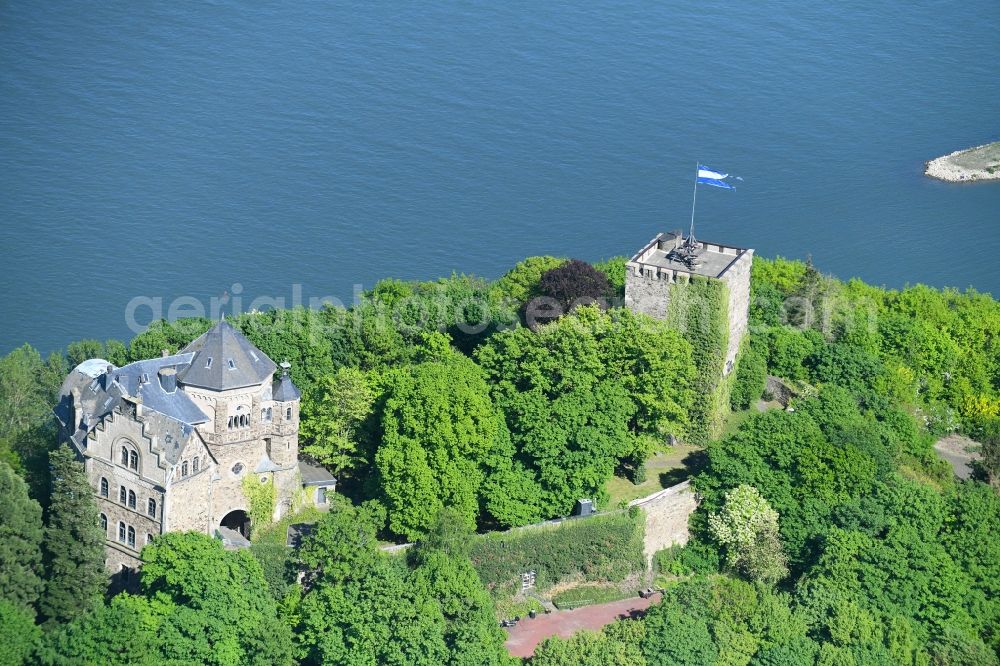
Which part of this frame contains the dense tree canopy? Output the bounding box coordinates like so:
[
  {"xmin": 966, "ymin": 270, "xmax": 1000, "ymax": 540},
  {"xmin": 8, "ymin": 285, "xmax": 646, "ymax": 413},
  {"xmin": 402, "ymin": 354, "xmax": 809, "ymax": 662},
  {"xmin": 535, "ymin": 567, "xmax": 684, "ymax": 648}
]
[
  {"xmin": 375, "ymin": 353, "xmax": 517, "ymax": 538},
  {"xmin": 4, "ymin": 251, "xmax": 1000, "ymax": 664}
]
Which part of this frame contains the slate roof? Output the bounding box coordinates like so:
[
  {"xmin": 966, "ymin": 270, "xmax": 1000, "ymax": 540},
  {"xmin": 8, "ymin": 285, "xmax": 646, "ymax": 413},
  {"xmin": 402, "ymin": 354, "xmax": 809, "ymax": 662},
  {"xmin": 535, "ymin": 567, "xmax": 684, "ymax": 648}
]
[
  {"xmin": 54, "ymin": 354, "xmax": 209, "ymax": 464},
  {"xmin": 299, "ymin": 461, "xmax": 337, "ymax": 487},
  {"xmin": 177, "ymin": 320, "xmax": 277, "ymax": 391},
  {"xmin": 272, "ymin": 362, "xmax": 301, "ymax": 402}
]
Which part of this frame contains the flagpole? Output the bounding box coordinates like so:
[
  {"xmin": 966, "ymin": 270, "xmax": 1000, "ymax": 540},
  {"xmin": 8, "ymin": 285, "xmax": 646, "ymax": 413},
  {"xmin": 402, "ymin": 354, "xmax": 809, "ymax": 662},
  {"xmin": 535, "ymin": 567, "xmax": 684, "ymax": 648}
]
[{"xmin": 689, "ymin": 162, "xmax": 698, "ymax": 242}]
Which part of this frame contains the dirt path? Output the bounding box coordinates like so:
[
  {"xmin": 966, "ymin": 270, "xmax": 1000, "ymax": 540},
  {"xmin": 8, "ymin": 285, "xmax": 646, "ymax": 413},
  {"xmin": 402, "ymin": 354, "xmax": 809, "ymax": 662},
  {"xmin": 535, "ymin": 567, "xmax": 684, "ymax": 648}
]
[
  {"xmin": 503, "ymin": 594, "xmax": 660, "ymax": 658},
  {"xmin": 934, "ymin": 434, "xmax": 982, "ymax": 480}
]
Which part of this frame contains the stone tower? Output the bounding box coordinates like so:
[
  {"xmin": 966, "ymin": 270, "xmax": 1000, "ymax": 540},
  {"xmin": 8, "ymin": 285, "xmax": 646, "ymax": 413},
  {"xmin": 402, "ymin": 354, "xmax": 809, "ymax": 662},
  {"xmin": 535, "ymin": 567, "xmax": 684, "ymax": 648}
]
[{"xmin": 625, "ymin": 231, "xmax": 753, "ymax": 376}]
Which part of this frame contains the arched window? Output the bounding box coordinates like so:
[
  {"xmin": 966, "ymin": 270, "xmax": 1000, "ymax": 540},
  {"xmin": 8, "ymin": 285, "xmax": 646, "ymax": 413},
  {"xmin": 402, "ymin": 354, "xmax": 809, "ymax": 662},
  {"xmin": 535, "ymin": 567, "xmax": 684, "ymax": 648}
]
[
  {"xmin": 146, "ymin": 533, "xmax": 153, "ymax": 545},
  {"xmin": 100, "ymin": 477, "xmax": 109, "ymax": 497},
  {"xmin": 227, "ymin": 416, "xmax": 234, "ymax": 430},
  {"xmin": 129, "ymin": 450, "xmax": 138, "ymax": 470},
  {"xmin": 193, "ymin": 457, "xmax": 200, "ymax": 473},
  {"xmin": 261, "ymin": 408, "xmax": 266, "ymax": 421},
  {"xmin": 100, "ymin": 513, "xmax": 108, "ymax": 533},
  {"xmin": 127, "ymin": 490, "xmax": 136, "ymax": 509},
  {"xmin": 127, "ymin": 526, "xmax": 135, "ymax": 548},
  {"xmin": 286, "ymin": 407, "xmax": 292, "ymax": 420},
  {"xmin": 241, "ymin": 414, "xmax": 249, "ymax": 427},
  {"xmin": 266, "ymin": 407, "xmax": 272, "ymax": 421},
  {"xmin": 120, "ymin": 446, "xmax": 128, "ymax": 465},
  {"xmin": 118, "ymin": 521, "xmax": 126, "ymax": 543},
  {"xmin": 182, "ymin": 461, "xmax": 189, "ymax": 477},
  {"xmin": 147, "ymin": 498, "xmax": 156, "ymax": 518},
  {"xmin": 119, "ymin": 486, "xmax": 127, "ymax": 504}
]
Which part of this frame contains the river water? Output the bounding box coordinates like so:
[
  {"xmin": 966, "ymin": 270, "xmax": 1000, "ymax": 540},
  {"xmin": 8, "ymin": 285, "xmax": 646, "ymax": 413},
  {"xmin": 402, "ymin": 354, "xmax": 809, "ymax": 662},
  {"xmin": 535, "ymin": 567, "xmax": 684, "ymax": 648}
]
[{"xmin": 1, "ymin": 0, "xmax": 998, "ymax": 353}]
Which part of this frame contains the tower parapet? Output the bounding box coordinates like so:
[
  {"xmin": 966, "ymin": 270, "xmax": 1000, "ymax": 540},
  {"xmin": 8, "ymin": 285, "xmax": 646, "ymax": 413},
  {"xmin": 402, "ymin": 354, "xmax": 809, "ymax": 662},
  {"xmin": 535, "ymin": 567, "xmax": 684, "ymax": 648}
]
[{"xmin": 625, "ymin": 231, "xmax": 753, "ymax": 376}]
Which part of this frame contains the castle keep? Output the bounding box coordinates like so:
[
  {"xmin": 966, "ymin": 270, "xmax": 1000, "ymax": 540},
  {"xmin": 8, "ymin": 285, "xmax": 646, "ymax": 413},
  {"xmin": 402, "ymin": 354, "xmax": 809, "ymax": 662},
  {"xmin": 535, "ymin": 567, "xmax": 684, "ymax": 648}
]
[
  {"xmin": 625, "ymin": 231, "xmax": 753, "ymax": 376},
  {"xmin": 54, "ymin": 320, "xmax": 335, "ymax": 576}
]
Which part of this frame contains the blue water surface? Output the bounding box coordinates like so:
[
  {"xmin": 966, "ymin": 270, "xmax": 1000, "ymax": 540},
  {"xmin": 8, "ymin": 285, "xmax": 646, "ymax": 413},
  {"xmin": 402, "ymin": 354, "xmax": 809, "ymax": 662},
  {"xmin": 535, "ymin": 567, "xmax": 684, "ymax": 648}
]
[{"xmin": 1, "ymin": 0, "xmax": 998, "ymax": 353}]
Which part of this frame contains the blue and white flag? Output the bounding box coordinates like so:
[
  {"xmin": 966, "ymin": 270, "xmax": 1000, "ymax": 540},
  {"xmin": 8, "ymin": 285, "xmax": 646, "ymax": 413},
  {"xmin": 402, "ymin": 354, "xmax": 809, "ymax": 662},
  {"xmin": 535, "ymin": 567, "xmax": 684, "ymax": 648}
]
[{"xmin": 697, "ymin": 165, "xmax": 735, "ymax": 189}]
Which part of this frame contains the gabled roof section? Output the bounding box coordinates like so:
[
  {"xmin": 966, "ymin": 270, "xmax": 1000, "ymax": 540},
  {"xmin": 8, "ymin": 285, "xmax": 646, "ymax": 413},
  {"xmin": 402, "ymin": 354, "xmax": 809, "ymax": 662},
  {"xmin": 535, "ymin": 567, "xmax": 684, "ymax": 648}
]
[{"xmin": 177, "ymin": 320, "xmax": 277, "ymax": 391}]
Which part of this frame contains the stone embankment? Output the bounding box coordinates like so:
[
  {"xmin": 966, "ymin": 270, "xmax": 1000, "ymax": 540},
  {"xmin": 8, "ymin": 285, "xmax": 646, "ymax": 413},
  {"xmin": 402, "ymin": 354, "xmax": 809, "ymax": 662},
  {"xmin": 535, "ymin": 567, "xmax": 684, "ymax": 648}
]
[{"xmin": 925, "ymin": 141, "xmax": 1000, "ymax": 182}]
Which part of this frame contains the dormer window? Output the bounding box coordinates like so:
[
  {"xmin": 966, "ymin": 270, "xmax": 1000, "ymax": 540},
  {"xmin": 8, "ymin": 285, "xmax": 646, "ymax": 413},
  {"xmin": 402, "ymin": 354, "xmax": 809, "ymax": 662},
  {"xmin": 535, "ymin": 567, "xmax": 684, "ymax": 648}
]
[
  {"xmin": 227, "ymin": 359, "xmax": 236, "ymax": 370},
  {"xmin": 205, "ymin": 357, "xmax": 213, "ymax": 369},
  {"xmin": 141, "ymin": 373, "xmax": 149, "ymax": 383}
]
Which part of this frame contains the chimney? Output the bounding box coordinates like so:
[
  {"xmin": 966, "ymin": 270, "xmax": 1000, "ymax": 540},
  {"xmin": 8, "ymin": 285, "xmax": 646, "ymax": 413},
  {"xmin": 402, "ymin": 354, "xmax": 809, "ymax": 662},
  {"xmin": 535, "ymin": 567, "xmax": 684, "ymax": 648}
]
[
  {"xmin": 158, "ymin": 367, "xmax": 177, "ymax": 393},
  {"xmin": 280, "ymin": 361, "xmax": 291, "ymax": 377},
  {"xmin": 161, "ymin": 349, "xmax": 169, "ymax": 358}
]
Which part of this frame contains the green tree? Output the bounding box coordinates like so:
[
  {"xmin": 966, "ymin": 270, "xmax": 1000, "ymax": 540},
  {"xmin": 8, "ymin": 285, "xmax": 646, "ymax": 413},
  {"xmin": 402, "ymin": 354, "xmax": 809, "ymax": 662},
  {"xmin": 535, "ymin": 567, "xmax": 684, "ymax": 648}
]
[
  {"xmin": 300, "ymin": 367, "xmax": 376, "ymax": 476},
  {"xmin": 731, "ymin": 340, "xmax": 768, "ymax": 410},
  {"xmin": 709, "ymin": 485, "xmax": 789, "ymax": 585},
  {"xmin": 409, "ymin": 511, "xmax": 511, "ymax": 666},
  {"xmin": 295, "ymin": 504, "xmax": 449, "ymax": 666},
  {"xmin": 141, "ymin": 531, "xmax": 295, "ymax": 665},
  {"xmin": 127, "ymin": 318, "xmax": 213, "ymax": 361},
  {"xmin": 493, "ymin": 256, "xmax": 566, "ymax": 305},
  {"xmin": 39, "ymin": 446, "xmax": 105, "ymax": 626},
  {"xmin": 0, "ymin": 461, "xmax": 44, "ymax": 613},
  {"xmin": 532, "ymin": 623, "xmax": 646, "ymax": 666},
  {"xmin": 642, "ymin": 604, "xmax": 718, "ymax": 666},
  {"xmin": 0, "ymin": 345, "xmax": 58, "ymax": 455},
  {"xmin": 236, "ymin": 308, "xmax": 335, "ymax": 397},
  {"xmin": 39, "ymin": 594, "xmax": 164, "ymax": 666},
  {"xmin": 476, "ymin": 309, "xmax": 636, "ymax": 517},
  {"xmin": 376, "ymin": 353, "xmax": 516, "ymax": 538},
  {"xmin": 0, "ymin": 599, "xmax": 41, "ymax": 666},
  {"xmin": 593, "ymin": 256, "xmax": 628, "ymax": 300}
]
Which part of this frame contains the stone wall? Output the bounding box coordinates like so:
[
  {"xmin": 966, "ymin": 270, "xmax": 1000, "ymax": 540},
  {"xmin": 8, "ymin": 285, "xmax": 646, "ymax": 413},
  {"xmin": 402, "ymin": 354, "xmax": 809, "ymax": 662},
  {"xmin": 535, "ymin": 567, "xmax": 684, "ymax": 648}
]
[
  {"xmin": 625, "ymin": 247, "xmax": 754, "ymax": 378},
  {"xmin": 629, "ymin": 480, "xmax": 699, "ymax": 568},
  {"xmin": 720, "ymin": 250, "xmax": 753, "ymax": 375}
]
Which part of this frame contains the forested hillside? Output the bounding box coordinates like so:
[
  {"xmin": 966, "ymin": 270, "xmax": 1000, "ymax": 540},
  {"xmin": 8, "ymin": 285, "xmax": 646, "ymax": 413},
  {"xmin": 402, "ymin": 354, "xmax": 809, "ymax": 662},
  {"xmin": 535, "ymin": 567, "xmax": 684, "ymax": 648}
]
[{"xmin": 1, "ymin": 254, "xmax": 999, "ymax": 664}]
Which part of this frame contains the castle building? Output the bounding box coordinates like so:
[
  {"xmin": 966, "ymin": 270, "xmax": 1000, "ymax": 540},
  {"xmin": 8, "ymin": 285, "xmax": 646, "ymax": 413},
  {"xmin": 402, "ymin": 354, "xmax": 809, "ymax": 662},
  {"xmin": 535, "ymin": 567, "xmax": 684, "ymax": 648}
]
[
  {"xmin": 625, "ymin": 231, "xmax": 753, "ymax": 376},
  {"xmin": 53, "ymin": 320, "xmax": 335, "ymax": 576}
]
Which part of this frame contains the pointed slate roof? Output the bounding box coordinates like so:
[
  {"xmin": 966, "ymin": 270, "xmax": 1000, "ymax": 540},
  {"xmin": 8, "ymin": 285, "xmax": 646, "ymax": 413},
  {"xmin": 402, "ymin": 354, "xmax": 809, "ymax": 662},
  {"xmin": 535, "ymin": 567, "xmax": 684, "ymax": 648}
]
[
  {"xmin": 272, "ymin": 362, "xmax": 301, "ymax": 402},
  {"xmin": 177, "ymin": 320, "xmax": 277, "ymax": 391}
]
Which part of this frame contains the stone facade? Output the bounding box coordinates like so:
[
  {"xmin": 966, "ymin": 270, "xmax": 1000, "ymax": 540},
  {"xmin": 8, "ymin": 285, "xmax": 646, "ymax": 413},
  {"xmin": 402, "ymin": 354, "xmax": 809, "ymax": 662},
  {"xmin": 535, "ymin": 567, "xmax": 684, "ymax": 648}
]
[
  {"xmin": 625, "ymin": 232, "xmax": 753, "ymax": 376},
  {"xmin": 54, "ymin": 321, "xmax": 315, "ymax": 577},
  {"xmin": 629, "ymin": 480, "xmax": 699, "ymax": 568}
]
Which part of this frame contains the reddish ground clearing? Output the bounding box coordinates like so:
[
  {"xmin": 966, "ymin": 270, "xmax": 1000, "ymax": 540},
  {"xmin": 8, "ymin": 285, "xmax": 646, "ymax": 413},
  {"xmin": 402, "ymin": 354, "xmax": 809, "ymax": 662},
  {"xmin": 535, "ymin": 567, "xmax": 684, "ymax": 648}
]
[{"xmin": 503, "ymin": 593, "xmax": 661, "ymax": 658}]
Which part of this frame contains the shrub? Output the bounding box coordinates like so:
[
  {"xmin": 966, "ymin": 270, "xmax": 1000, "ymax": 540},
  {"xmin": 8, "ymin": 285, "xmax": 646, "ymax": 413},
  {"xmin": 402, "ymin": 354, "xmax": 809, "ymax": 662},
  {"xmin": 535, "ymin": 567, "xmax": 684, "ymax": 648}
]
[
  {"xmin": 469, "ymin": 512, "xmax": 644, "ymax": 598},
  {"xmin": 731, "ymin": 342, "xmax": 767, "ymax": 410}
]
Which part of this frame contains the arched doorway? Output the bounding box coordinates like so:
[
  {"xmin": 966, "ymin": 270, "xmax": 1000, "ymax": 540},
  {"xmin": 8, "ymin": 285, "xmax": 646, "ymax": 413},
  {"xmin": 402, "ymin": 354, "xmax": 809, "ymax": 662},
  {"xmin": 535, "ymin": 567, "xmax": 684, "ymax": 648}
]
[{"xmin": 220, "ymin": 510, "xmax": 250, "ymax": 538}]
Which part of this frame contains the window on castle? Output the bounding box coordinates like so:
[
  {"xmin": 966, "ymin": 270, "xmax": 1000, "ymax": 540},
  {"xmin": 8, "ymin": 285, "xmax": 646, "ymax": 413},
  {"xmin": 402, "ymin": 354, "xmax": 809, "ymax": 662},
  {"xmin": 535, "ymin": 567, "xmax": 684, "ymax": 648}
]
[
  {"xmin": 121, "ymin": 564, "xmax": 130, "ymax": 582},
  {"xmin": 193, "ymin": 457, "xmax": 200, "ymax": 473},
  {"xmin": 266, "ymin": 407, "xmax": 272, "ymax": 421},
  {"xmin": 127, "ymin": 526, "xmax": 135, "ymax": 549},
  {"xmin": 118, "ymin": 522, "xmax": 126, "ymax": 543},
  {"xmin": 286, "ymin": 407, "xmax": 292, "ymax": 420},
  {"xmin": 227, "ymin": 359, "xmax": 235, "ymax": 369},
  {"xmin": 119, "ymin": 486, "xmax": 127, "ymax": 504},
  {"xmin": 182, "ymin": 461, "xmax": 189, "ymax": 477},
  {"xmin": 147, "ymin": 498, "xmax": 156, "ymax": 518},
  {"xmin": 100, "ymin": 513, "xmax": 108, "ymax": 533},
  {"xmin": 205, "ymin": 357, "xmax": 213, "ymax": 369},
  {"xmin": 146, "ymin": 534, "xmax": 153, "ymax": 545},
  {"xmin": 261, "ymin": 408, "xmax": 266, "ymax": 421},
  {"xmin": 227, "ymin": 416, "xmax": 234, "ymax": 430},
  {"xmin": 127, "ymin": 490, "xmax": 136, "ymax": 510},
  {"xmin": 129, "ymin": 450, "xmax": 138, "ymax": 470},
  {"xmin": 120, "ymin": 446, "xmax": 128, "ymax": 466},
  {"xmin": 100, "ymin": 477, "xmax": 109, "ymax": 497}
]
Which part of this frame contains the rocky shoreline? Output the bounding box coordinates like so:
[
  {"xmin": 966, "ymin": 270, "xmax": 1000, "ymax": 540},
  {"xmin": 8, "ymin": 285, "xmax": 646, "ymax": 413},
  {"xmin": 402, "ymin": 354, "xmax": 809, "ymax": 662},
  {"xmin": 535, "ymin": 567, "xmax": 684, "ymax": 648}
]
[{"xmin": 925, "ymin": 140, "xmax": 1000, "ymax": 182}]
